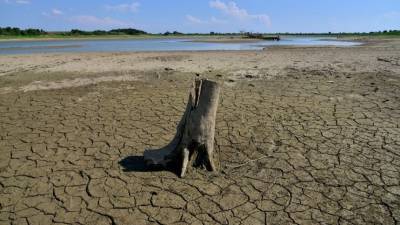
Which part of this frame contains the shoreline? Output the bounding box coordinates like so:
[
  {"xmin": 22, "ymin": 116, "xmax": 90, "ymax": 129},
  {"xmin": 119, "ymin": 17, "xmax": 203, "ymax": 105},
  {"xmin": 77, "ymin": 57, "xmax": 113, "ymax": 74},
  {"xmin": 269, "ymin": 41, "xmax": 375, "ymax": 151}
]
[
  {"xmin": 1, "ymin": 34, "xmax": 398, "ymax": 42},
  {"xmin": 0, "ymin": 36, "xmax": 273, "ymax": 44},
  {"xmin": 0, "ymin": 35, "xmax": 239, "ymax": 42},
  {"xmin": 0, "ymin": 34, "xmax": 356, "ymax": 43},
  {"xmin": 0, "ymin": 46, "xmax": 361, "ymax": 56},
  {"xmin": 0, "ymin": 37, "xmax": 396, "ymax": 78},
  {"xmin": 0, "ymin": 36, "xmax": 372, "ymax": 55},
  {"xmin": 0, "ymin": 44, "xmax": 368, "ymax": 56}
]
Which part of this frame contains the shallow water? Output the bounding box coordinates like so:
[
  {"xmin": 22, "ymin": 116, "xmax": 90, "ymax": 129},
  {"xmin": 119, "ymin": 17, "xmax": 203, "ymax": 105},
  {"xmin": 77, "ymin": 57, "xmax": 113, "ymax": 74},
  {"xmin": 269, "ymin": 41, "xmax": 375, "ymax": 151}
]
[{"xmin": 0, "ymin": 37, "xmax": 361, "ymax": 54}]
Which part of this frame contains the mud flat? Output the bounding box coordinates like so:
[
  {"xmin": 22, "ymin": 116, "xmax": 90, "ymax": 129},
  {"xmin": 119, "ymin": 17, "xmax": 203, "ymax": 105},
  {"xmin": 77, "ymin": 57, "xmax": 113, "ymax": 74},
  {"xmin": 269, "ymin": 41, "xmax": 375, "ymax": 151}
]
[{"xmin": 0, "ymin": 38, "xmax": 399, "ymax": 225}]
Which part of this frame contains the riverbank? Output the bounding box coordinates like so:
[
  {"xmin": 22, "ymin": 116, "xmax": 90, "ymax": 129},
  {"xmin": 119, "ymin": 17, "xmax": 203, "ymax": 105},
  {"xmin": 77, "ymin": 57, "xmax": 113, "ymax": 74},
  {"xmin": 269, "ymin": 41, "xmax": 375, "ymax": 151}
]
[
  {"xmin": 0, "ymin": 37, "xmax": 399, "ymax": 225},
  {"xmin": 0, "ymin": 34, "xmax": 244, "ymax": 42},
  {"xmin": 0, "ymin": 36, "xmax": 361, "ymax": 54}
]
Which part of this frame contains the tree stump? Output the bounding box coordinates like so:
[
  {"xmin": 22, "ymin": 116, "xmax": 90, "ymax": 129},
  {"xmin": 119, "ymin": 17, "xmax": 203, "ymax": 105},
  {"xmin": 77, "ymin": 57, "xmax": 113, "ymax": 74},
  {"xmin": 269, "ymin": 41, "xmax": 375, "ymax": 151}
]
[{"xmin": 143, "ymin": 79, "xmax": 221, "ymax": 177}]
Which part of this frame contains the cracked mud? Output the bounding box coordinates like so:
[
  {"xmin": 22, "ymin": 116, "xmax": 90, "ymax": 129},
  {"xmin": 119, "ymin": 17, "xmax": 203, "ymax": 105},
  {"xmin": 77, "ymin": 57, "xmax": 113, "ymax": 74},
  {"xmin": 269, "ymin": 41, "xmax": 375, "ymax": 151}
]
[{"xmin": 0, "ymin": 40, "xmax": 400, "ymax": 224}]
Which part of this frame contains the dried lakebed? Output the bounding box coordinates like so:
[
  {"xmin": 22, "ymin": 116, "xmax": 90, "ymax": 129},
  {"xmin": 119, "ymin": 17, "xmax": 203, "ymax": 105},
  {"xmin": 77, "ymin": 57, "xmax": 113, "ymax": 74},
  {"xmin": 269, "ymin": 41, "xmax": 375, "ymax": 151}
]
[{"xmin": 0, "ymin": 39, "xmax": 399, "ymax": 224}]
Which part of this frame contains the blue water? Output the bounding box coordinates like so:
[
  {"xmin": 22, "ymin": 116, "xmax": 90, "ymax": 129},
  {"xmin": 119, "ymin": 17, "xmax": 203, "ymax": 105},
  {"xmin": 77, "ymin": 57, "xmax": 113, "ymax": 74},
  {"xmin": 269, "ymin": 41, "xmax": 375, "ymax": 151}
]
[{"xmin": 0, "ymin": 37, "xmax": 361, "ymax": 54}]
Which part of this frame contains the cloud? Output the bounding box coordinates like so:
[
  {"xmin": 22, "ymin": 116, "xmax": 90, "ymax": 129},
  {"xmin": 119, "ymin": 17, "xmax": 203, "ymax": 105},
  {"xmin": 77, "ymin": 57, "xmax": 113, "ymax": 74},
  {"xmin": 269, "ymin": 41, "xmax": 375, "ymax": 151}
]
[
  {"xmin": 69, "ymin": 15, "xmax": 132, "ymax": 27},
  {"xmin": 51, "ymin": 9, "xmax": 63, "ymax": 16},
  {"xmin": 42, "ymin": 8, "xmax": 64, "ymax": 17},
  {"xmin": 209, "ymin": 0, "xmax": 271, "ymax": 26},
  {"xmin": 3, "ymin": 0, "xmax": 30, "ymax": 4},
  {"xmin": 186, "ymin": 15, "xmax": 227, "ymax": 25},
  {"xmin": 186, "ymin": 15, "xmax": 207, "ymax": 24},
  {"xmin": 15, "ymin": 0, "xmax": 29, "ymax": 3},
  {"xmin": 105, "ymin": 2, "xmax": 140, "ymax": 13}
]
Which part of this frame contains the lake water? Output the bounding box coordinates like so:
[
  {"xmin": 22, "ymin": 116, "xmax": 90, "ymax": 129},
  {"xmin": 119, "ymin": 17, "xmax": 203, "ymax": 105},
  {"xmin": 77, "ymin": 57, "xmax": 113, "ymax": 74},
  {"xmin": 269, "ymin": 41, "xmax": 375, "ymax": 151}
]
[{"xmin": 0, "ymin": 37, "xmax": 361, "ymax": 54}]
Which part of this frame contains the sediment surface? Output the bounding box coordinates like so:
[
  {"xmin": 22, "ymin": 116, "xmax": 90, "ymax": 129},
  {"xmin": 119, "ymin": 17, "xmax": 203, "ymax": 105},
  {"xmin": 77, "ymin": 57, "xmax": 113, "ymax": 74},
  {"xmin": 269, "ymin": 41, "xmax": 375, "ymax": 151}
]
[{"xmin": 0, "ymin": 39, "xmax": 399, "ymax": 224}]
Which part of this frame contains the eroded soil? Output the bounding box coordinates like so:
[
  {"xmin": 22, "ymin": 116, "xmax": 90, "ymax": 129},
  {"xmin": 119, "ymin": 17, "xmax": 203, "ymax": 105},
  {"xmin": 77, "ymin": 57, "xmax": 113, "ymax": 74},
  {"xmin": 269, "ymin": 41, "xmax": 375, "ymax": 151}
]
[{"xmin": 0, "ymin": 40, "xmax": 400, "ymax": 225}]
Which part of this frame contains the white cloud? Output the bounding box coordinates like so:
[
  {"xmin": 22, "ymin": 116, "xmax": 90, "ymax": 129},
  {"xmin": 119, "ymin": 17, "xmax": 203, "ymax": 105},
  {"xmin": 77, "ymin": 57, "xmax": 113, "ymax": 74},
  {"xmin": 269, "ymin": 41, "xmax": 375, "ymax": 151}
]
[
  {"xmin": 209, "ymin": 0, "xmax": 271, "ymax": 27},
  {"xmin": 70, "ymin": 15, "xmax": 132, "ymax": 27},
  {"xmin": 52, "ymin": 9, "xmax": 63, "ymax": 16},
  {"xmin": 105, "ymin": 2, "xmax": 140, "ymax": 13},
  {"xmin": 3, "ymin": 0, "xmax": 30, "ymax": 4},
  {"xmin": 186, "ymin": 15, "xmax": 227, "ymax": 25},
  {"xmin": 15, "ymin": 0, "xmax": 29, "ymax": 3},
  {"xmin": 42, "ymin": 8, "xmax": 64, "ymax": 17},
  {"xmin": 186, "ymin": 15, "xmax": 207, "ymax": 24}
]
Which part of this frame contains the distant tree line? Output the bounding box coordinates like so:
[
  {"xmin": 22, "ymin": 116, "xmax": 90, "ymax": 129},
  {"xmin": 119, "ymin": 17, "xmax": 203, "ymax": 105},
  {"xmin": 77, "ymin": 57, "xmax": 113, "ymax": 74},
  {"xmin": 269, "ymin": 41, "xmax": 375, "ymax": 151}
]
[
  {"xmin": 0, "ymin": 27, "xmax": 147, "ymax": 36},
  {"xmin": 0, "ymin": 27, "xmax": 47, "ymax": 36},
  {"xmin": 162, "ymin": 31, "xmax": 183, "ymax": 35},
  {"xmin": 67, "ymin": 28, "xmax": 147, "ymax": 35},
  {"xmin": 363, "ymin": 30, "xmax": 400, "ymax": 35},
  {"xmin": 160, "ymin": 31, "xmax": 242, "ymax": 36},
  {"xmin": 163, "ymin": 30, "xmax": 400, "ymax": 36},
  {"xmin": 271, "ymin": 30, "xmax": 400, "ymax": 36}
]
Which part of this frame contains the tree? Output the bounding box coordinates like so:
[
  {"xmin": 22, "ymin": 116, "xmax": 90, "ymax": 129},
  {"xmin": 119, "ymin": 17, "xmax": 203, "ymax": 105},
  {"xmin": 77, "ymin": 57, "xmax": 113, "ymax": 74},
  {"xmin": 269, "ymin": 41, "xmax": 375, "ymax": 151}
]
[
  {"xmin": 144, "ymin": 79, "xmax": 221, "ymax": 177},
  {"xmin": 172, "ymin": 31, "xmax": 183, "ymax": 35}
]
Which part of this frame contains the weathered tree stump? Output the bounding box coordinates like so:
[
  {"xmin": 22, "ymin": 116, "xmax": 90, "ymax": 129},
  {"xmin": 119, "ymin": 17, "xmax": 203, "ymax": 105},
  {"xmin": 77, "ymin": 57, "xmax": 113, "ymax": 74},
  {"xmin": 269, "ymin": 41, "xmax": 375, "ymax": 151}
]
[{"xmin": 143, "ymin": 79, "xmax": 221, "ymax": 177}]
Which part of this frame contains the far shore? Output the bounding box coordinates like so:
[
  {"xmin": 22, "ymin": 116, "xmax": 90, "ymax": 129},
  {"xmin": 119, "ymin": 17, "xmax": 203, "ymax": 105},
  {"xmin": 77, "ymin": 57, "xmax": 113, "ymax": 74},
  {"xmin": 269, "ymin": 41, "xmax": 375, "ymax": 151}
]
[
  {"xmin": 0, "ymin": 34, "xmax": 238, "ymax": 42},
  {"xmin": 1, "ymin": 34, "xmax": 390, "ymax": 43},
  {"xmin": 0, "ymin": 35, "xmax": 278, "ymax": 44}
]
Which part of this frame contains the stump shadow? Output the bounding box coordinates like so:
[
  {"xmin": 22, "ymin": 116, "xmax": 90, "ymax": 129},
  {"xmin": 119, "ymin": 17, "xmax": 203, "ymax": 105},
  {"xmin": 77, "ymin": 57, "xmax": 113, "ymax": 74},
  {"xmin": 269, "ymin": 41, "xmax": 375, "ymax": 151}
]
[{"xmin": 119, "ymin": 156, "xmax": 177, "ymax": 174}]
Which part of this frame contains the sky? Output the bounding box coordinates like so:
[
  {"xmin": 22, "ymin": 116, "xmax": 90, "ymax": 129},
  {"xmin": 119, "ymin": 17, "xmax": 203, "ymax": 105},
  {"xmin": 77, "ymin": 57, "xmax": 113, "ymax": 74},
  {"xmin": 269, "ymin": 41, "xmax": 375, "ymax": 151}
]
[{"xmin": 0, "ymin": 0, "xmax": 399, "ymax": 33}]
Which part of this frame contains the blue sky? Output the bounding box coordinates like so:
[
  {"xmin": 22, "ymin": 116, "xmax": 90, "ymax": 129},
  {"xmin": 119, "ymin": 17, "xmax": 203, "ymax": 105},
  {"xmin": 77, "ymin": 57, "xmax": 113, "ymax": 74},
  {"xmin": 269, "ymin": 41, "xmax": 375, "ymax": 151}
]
[{"xmin": 0, "ymin": 0, "xmax": 399, "ymax": 33}]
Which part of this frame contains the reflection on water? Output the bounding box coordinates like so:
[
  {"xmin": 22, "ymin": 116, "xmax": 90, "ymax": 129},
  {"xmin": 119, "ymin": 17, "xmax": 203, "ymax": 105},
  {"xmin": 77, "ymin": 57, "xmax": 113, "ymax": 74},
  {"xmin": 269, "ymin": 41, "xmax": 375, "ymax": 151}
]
[{"xmin": 0, "ymin": 37, "xmax": 361, "ymax": 54}]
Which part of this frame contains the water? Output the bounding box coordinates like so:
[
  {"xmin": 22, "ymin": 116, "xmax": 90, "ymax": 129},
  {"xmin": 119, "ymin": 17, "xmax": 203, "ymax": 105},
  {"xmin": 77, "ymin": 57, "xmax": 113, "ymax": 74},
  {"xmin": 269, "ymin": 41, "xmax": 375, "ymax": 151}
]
[{"xmin": 0, "ymin": 37, "xmax": 361, "ymax": 54}]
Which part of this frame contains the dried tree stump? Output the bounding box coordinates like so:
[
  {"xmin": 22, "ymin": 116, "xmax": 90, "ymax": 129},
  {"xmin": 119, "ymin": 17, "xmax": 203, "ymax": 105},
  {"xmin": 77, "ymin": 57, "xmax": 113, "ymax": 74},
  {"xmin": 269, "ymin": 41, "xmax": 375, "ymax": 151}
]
[{"xmin": 143, "ymin": 79, "xmax": 221, "ymax": 177}]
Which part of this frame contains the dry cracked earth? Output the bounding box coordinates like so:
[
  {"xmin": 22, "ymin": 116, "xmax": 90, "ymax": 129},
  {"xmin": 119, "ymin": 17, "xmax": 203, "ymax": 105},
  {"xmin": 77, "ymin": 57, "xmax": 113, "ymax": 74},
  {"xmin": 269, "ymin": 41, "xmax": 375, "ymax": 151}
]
[{"xmin": 1, "ymin": 42, "xmax": 400, "ymax": 225}]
